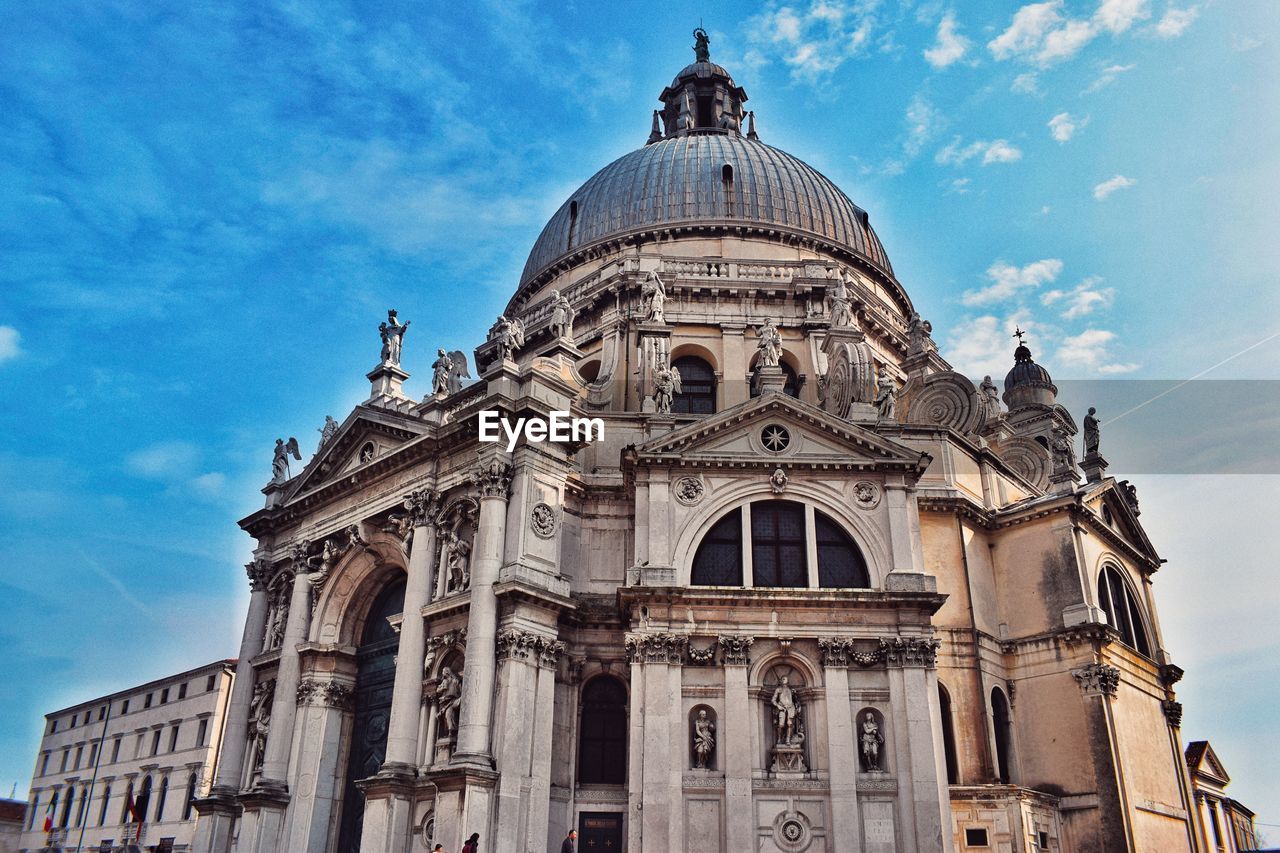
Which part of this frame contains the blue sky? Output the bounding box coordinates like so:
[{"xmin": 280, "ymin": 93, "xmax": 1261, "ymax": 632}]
[{"xmin": 1, "ymin": 0, "xmax": 1276, "ymax": 827}]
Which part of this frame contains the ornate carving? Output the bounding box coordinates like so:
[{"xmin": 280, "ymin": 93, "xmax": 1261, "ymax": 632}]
[
  {"xmin": 1072, "ymin": 663, "xmax": 1120, "ymax": 696},
  {"xmin": 530, "ymin": 502, "xmax": 557, "ymax": 538},
  {"xmin": 262, "ymin": 569, "xmax": 292, "ymax": 651},
  {"xmin": 769, "ymin": 467, "xmax": 789, "ymax": 495},
  {"xmin": 496, "ymin": 629, "xmax": 539, "ymax": 661},
  {"xmin": 819, "ymin": 330, "xmax": 876, "ymax": 418},
  {"xmin": 674, "ymin": 476, "xmax": 705, "ymax": 505},
  {"xmin": 1120, "ymin": 480, "xmax": 1141, "ymax": 516},
  {"xmin": 297, "ymin": 679, "xmax": 353, "ymax": 711},
  {"xmin": 718, "ymin": 635, "xmax": 754, "ymax": 666},
  {"xmin": 853, "ymin": 481, "xmax": 881, "ymax": 509},
  {"xmin": 471, "ymin": 459, "xmax": 513, "ymax": 499},
  {"xmin": 404, "ymin": 488, "xmax": 443, "ymax": 527},
  {"xmin": 818, "ymin": 638, "xmax": 852, "ymax": 667},
  {"xmin": 994, "ymin": 435, "xmax": 1052, "ymax": 490},
  {"xmin": 246, "ymin": 558, "xmax": 273, "ymax": 592},
  {"xmin": 538, "ymin": 639, "xmax": 566, "ymax": 669},
  {"xmin": 902, "ymin": 371, "xmax": 983, "ymax": 435},
  {"xmin": 1162, "ymin": 700, "xmax": 1183, "ymax": 727},
  {"xmin": 625, "ymin": 633, "xmax": 688, "ymax": 665},
  {"xmin": 687, "ymin": 643, "xmax": 717, "ymax": 665},
  {"xmin": 880, "ymin": 637, "xmax": 941, "ymax": 668},
  {"xmin": 423, "ymin": 629, "xmax": 466, "ymax": 676},
  {"xmin": 247, "ymin": 679, "xmax": 274, "ymax": 776},
  {"xmin": 692, "ymin": 708, "xmax": 716, "ymax": 769}
]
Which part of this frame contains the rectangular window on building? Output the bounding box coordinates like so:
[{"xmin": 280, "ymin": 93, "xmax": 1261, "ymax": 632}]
[
  {"xmin": 111, "ymin": 737, "xmax": 121, "ymax": 763},
  {"xmin": 1038, "ymin": 830, "xmax": 1049, "ymax": 848},
  {"xmin": 71, "ymin": 713, "xmax": 78, "ymax": 727},
  {"xmin": 74, "ymin": 746, "xmax": 83, "ymax": 769},
  {"xmin": 964, "ymin": 827, "xmax": 990, "ymax": 847},
  {"xmin": 50, "ymin": 719, "xmax": 58, "ymax": 734},
  {"xmin": 29, "ymin": 794, "xmax": 39, "ymax": 829},
  {"xmin": 206, "ymin": 674, "xmax": 216, "ymax": 691},
  {"xmin": 60, "ymin": 749, "xmax": 69, "ymax": 772},
  {"xmin": 151, "ymin": 729, "xmax": 162, "ymax": 756},
  {"xmin": 99, "ymin": 705, "xmax": 107, "ymax": 720},
  {"xmin": 121, "ymin": 699, "xmax": 130, "ymax": 714},
  {"xmin": 88, "ymin": 743, "xmax": 97, "ymax": 766},
  {"xmin": 135, "ymin": 733, "xmax": 145, "ymax": 758},
  {"xmin": 196, "ymin": 719, "xmax": 208, "ymax": 747},
  {"xmin": 178, "ymin": 683, "xmax": 187, "ymax": 700},
  {"xmin": 160, "ymin": 688, "xmax": 169, "ymax": 704},
  {"xmin": 40, "ymin": 751, "xmax": 50, "ymax": 775},
  {"xmin": 145, "ymin": 693, "xmax": 153, "ymax": 709},
  {"xmin": 169, "ymin": 725, "xmax": 180, "ymax": 752}
]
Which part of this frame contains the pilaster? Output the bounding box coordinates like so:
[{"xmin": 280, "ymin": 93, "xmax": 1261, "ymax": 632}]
[
  {"xmin": 722, "ymin": 636, "xmax": 755, "ymax": 853},
  {"xmin": 818, "ymin": 639, "xmax": 863, "ymax": 853}
]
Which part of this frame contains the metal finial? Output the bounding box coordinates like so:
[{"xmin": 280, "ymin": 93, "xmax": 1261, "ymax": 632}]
[{"xmin": 1012, "ymin": 327, "xmax": 1026, "ymax": 344}]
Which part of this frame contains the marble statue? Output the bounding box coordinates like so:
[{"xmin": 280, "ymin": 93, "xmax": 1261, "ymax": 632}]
[
  {"xmin": 437, "ymin": 666, "xmax": 462, "ymax": 737},
  {"xmin": 756, "ymin": 318, "xmax": 783, "ymax": 368},
  {"xmin": 432, "ymin": 349, "xmax": 453, "ymax": 397},
  {"xmin": 641, "ymin": 271, "xmax": 667, "ymax": 322},
  {"xmin": 693, "ymin": 27, "xmax": 710, "ymax": 62},
  {"xmin": 771, "ymin": 676, "xmax": 800, "ymax": 746},
  {"xmin": 907, "ymin": 311, "xmax": 933, "ymax": 355},
  {"xmin": 653, "ymin": 363, "xmax": 682, "ymax": 414},
  {"xmin": 692, "ymin": 709, "xmax": 716, "ymax": 769},
  {"xmin": 859, "ymin": 712, "xmax": 884, "ymax": 771},
  {"xmin": 874, "ymin": 366, "xmax": 897, "ymax": 419},
  {"xmin": 272, "ymin": 437, "xmax": 301, "ymax": 483},
  {"xmin": 549, "ymin": 290, "xmax": 575, "ymax": 339},
  {"xmin": 828, "ymin": 273, "xmax": 856, "ymax": 327},
  {"xmin": 445, "ymin": 531, "xmax": 472, "ymax": 592},
  {"xmin": 316, "ymin": 416, "xmax": 338, "ymax": 452},
  {"xmin": 248, "ymin": 681, "xmax": 273, "ymax": 771},
  {"xmin": 491, "ymin": 315, "xmax": 525, "ymax": 362},
  {"xmin": 1084, "ymin": 407, "xmax": 1101, "ymax": 456},
  {"xmin": 379, "ymin": 309, "xmax": 410, "ymax": 366},
  {"xmin": 307, "ymin": 538, "xmax": 340, "ymax": 593},
  {"xmin": 980, "ymin": 375, "xmax": 1000, "ymax": 419}
]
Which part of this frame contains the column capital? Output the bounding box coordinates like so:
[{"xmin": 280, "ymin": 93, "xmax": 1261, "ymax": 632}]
[
  {"xmin": 295, "ymin": 678, "xmax": 354, "ymax": 711},
  {"xmin": 717, "ymin": 634, "xmax": 754, "ymax": 666},
  {"xmin": 1162, "ymin": 700, "xmax": 1183, "ymax": 727},
  {"xmin": 495, "ymin": 629, "xmax": 565, "ymax": 669},
  {"xmin": 625, "ymin": 632, "xmax": 688, "ymax": 665},
  {"xmin": 879, "ymin": 636, "xmax": 941, "ymax": 668},
  {"xmin": 1072, "ymin": 662, "xmax": 1120, "ymax": 696},
  {"xmin": 471, "ymin": 459, "xmax": 513, "ymax": 499},
  {"xmin": 246, "ymin": 558, "xmax": 273, "ymax": 592},
  {"xmin": 404, "ymin": 488, "xmax": 443, "ymax": 527},
  {"xmin": 818, "ymin": 638, "xmax": 853, "ymax": 667}
]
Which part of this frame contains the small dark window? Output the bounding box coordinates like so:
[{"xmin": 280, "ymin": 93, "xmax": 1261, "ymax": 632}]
[
  {"xmin": 151, "ymin": 729, "xmax": 162, "ymax": 756},
  {"xmin": 577, "ymin": 677, "xmax": 627, "ymax": 785},
  {"xmin": 206, "ymin": 675, "xmax": 216, "ymax": 691},
  {"xmin": 74, "ymin": 746, "xmax": 83, "ymax": 770},
  {"xmin": 60, "ymin": 786, "xmax": 74, "ymax": 828},
  {"xmin": 815, "ymin": 511, "xmax": 869, "ymax": 588},
  {"xmin": 992, "ymin": 687, "xmax": 1013, "ymax": 783},
  {"xmin": 1037, "ymin": 830, "xmax": 1049, "ymax": 848},
  {"xmin": 965, "ymin": 827, "xmax": 989, "ymax": 847},
  {"xmin": 671, "ymin": 356, "xmax": 717, "ymax": 414},
  {"xmin": 154, "ymin": 776, "xmax": 169, "ymax": 823},
  {"xmin": 691, "ymin": 509, "xmax": 743, "ymax": 586},
  {"xmin": 71, "ymin": 713, "xmax": 78, "ymax": 727},
  {"xmin": 182, "ymin": 772, "xmax": 198, "ymax": 820},
  {"xmin": 40, "ymin": 751, "xmax": 50, "ymax": 775},
  {"xmin": 99, "ymin": 784, "xmax": 112, "ymax": 826},
  {"xmin": 29, "ymin": 793, "xmax": 39, "ymax": 830},
  {"xmin": 196, "ymin": 719, "xmax": 209, "ymax": 747},
  {"xmin": 121, "ymin": 699, "xmax": 130, "ymax": 714},
  {"xmin": 722, "ymin": 163, "xmax": 734, "ymax": 182},
  {"xmin": 111, "ymin": 737, "xmax": 121, "ymax": 763},
  {"xmin": 696, "ymin": 92, "xmax": 714, "ymax": 127},
  {"xmin": 939, "ymin": 683, "xmax": 959, "ymax": 785},
  {"xmin": 567, "ymin": 200, "xmax": 579, "ymax": 250},
  {"xmin": 88, "ymin": 743, "xmax": 97, "ymax": 766},
  {"xmin": 169, "ymin": 725, "xmax": 180, "ymax": 752},
  {"xmin": 145, "ymin": 693, "xmax": 153, "ymax": 709},
  {"xmin": 752, "ymin": 501, "xmax": 808, "ymax": 588},
  {"xmin": 178, "ymin": 683, "xmax": 187, "ymax": 700},
  {"xmin": 99, "ymin": 705, "xmax": 107, "ymax": 720},
  {"xmin": 50, "ymin": 719, "xmax": 58, "ymax": 734},
  {"xmin": 60, "ymin": 749, "xmax": 69, "ymax": 772},
  {"xmin": 160, "ymin": 688, "xmax": 169, "ymax": 704}
]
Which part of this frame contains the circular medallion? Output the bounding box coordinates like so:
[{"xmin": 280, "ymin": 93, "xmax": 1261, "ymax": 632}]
[
  {"xmin": 782, "ymin": 820, "xmax": 804, "ymax": 842},
  {"xmin": 771, "ymin": 809, "xmax": 813, "ymax": 852},
  {"xmin": 674, "ymin": 476, "xmax": 706, "ymax": 505},
  {"xmin": 761, "ymin": 424, "xmax": 791, "ymax": 453},
  {"xmin": 853, "ymin": 481, "xmax": 881, "ymax": 509},
  {"xmin": 530, "ymin": 502, "xmax": 557, "ymax": 538}
]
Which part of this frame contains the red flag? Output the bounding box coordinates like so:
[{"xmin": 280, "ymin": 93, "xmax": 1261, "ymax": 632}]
[{"xmin": 126, "ymin": 788, "xmax": 140, "ymax": 823}]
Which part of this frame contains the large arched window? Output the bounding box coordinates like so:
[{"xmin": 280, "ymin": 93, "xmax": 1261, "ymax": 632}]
[
  {"xmin": 691, "ymin": 510, "xmax": 743, "ymax": 586},
  {"xmin": 577, "ymin": 676, "xmax": 627, "ymax": 785},
  {"xmin": 1098, "ymin": 565, "xmax": 1151, "ymax": 656},
  {"xmin": 991, "ymin": 687, "xmax": 1013, "ymax": 784},
  {"xmin": 690, "ymin": 501, "xmax": 870, "ymax": 588},
  {"xmin": 182, "ymin": 772, "xmax": 198, "ymax": 820},
  {"xmin": 938, "ymin": 683, "xmax": 959, "ymax": 785},
  {"xmin": 672, "ymin": 356, "xmax": 716, "ymax": 414}
]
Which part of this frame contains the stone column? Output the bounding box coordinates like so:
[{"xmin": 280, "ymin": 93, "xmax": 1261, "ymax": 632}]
[
  {"xmin": 259, "ymin": 549, "xmax": 315, "ymax": 786},
  {"xmin": 453, "ymin": 459, "xmax": 512, "ymax": 765},
  {"xmin": 491, "ymin": 631, "xmax": 544, "ymax": 853},
  {"xmin": 885, "ymin": 638, "xmax": 951, "ymax": 853},
  {"xmin": 627, "ymin": 633, "xmax": 686, "ymax": 853},
  {"xmin": 283, "ymin": 679, "xmax": 353, "ymax": 853},
  {"xmin": 526, "ymin": 640, "xmax": 563, "ymax": 853},
  {"xmin": 721, "ymin": 636, "xmax": 755, "ymax": 853},
  {"xmin": 818, "ymin": 640, "xmax": 862, "ymax": 853},
  {"xmin": 192, "ymin": 560, "xmax": 273, "ymax": 853}
]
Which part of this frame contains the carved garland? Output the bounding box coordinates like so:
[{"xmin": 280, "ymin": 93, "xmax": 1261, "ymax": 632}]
[{"xmin": 818, "ymin": 637, "xmax": 941, "ymax": 668}]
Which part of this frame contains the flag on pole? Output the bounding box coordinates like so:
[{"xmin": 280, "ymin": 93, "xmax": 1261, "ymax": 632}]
[
  {"xmin": 42, "ymin": 797, "xmax": 54, "ymax": 832},
  {"xmin": 126, "ymin": 787, "xmax": 140, "ymax": 823}
]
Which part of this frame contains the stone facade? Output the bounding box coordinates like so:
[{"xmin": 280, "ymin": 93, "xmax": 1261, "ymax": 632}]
[
  {"xmin": 191, "ymin": 42, "xmax": 1202, "ymax": 853},
  {"xmin": 17, "ymin": 660, "xmax": 235, "ymax": 852}
]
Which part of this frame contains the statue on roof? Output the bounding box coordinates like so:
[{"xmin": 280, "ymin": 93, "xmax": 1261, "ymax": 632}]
[
  {"xmin": 379, "ymin": 309, "xmax": 410, "ymax": 366},
  {"xmin": 549, "ymin": 289, "xmax": 576, "ymax": 340},
  {"xmin": 1083, "ymin": 407, "xmax": 1101, "ymax": 456},
  {"xmin": 874, "ymin": 366, "xmax": 897, "ymax": 420},
  {"xmin": 490, "ymin": 315, "xmax": 526, "ymax": 362},
  {"xmin": 693, "ymin": 27, "xmax": 711, "ymax": 62},
  {"xmin": 272, "ymin": 437, "xmax": 301, "ymax": 483},
  {"xmin": 828, "ymin": 272, "xmax": 856, "ymax": 328},
  {"xmin": 316, "ymin": 416, "xmax": 338, "ymax": 452},
  {"xmin": 756, "ymin": 318, "xmax": 783, "ymax": 367},
  {"xmin": 641, "ymin": 271, "xmax": 667, "ymax": 323}
]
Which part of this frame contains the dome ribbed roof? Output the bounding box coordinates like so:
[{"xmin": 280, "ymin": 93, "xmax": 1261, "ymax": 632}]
[
  {"xmin": 1004, "ymin": 344, "xmax": 1055, "ymax": 393},
  {"xmin": 518, "ymin": 133, "xmax": 894, "ymax": 289}
]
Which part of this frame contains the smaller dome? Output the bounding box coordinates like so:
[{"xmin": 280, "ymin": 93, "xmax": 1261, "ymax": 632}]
[
  {"xmin": 1003, "ymin": 342, "xmax": 1058, "ymax": 410},
  {"xmin": 670, "ymin": 61, "xmax": 736, "ymax": 85}
]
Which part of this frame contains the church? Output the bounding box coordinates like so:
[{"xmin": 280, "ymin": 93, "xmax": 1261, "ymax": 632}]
[{"xmin": 193, "ymin": 32, "xmax": 1201, "ymax": 853}]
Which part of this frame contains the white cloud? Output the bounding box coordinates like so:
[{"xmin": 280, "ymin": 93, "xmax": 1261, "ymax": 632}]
[
  {"xmin": 1055, "ymin": 328, "xmax": 1139, "ymax": 373},
  {"xmin": 1094, "ymin": 0, "xmax": 1150, "ymax": 34},
  {"xmin": 988, "ymin": 1, "xmax": 1098, "ymax": 66},
  {"xmin": 1011, "ymin": 72, "xmax": 1041, "ymax": 94},
  {"xmin": 962, "ymin": 259, "xmax": 1063, "ymax": 306},
  {"xmin": 190, "ymin": 472, "xmax": 227, "ymax": 497},
  {"xmin": 943, "ymin": 312, "xmax": 1038, "ymax": 377},
  {"xmin": 945, "ymin": 177, "xmax": 971, "ymax": 194},
  {"xmin": 1082, "ymin": 62, "xmax": 1136, "ymax": 94},
  {"xmin": 1041, "ymin": 276, "xmax": 1114, "ymax": 318},
  {"xmin": 125, "ymin": 441, "xmax": 199, "ymax": 480},
  {"xmin": 1036, "ymin": 18, "xmax": 1096, "ymax": 64},
  {"xmin": 0, "ymin": 326, "xmax": 21, "ymax": 363},
  {"xmin": 924, "ymin": 11, "xmax": 971, "ymax": 68},
  {"xmin": 1156, "ymin": 6, "xmax": 1199, "ymax": 38},
  {"xmin": 1048, "ymin": 111, "xmax": 1088, "ymax": 142},
  {"xmin": 904, "ymin": 94, "xmax": 940, "ymax": 158},
  {"xmin": 746, "ymin": 1, "xmax": 886, "ymax": 80},
  {"xmin": 937, "ymin": 137, "xmax": 1023, "ymax": 166},
  {"xmin": 1093, "ymin": 174, "xmax": 1137, "ymax": 199}
]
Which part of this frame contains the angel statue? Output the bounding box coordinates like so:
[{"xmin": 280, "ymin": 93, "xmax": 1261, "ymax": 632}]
[
  {"xmin": 640, "ymin": 271, "xmax": 667, "ymax": 323},
  {"xmin": 653, "ymin": 362, "xmax": 682, "ymax": 414},
  {"xmin": 378, "ymin": 309, "xmax": 410, "ymax": 366},
  {"xmin": 432, "ymin": 349, "xmax": 453, "ymax": 397},
  {"xmin": 272, "ymin": 437, "xmax": 301, "ymax": 483},
  {"xmin": 490, "ymin": 314, "xmax": 526, "ymax": 362},
  {"xmin": 756, "ymin": 318, "xmax": 783, "ymax": 367},
  {"xmin": 549, "ymin": 290, "xmax": 576, "ymax": 340}
]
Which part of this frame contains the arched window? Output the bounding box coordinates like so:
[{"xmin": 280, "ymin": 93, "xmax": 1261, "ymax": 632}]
[
  {"xmin": 577, "ymin": 676, "xmax": 627, "ymax": 785},
  {"xmin": 752, "ymin": 501, "xmax": 807, "ymax": 587},
  {"xmin": 1098, "ymin": 565, "xmax": 1151, "ymax": 656},
  {"xmin": 672, "ymin": 356, "xmax": 716, "ymax": 414},
  {"xmin": 182, "ymin": 772, "xmax": 198, "ymax": 820},
  {"xmin": 98, "ymin": 784, "xmax": 112, "ymax": 826},
  {"xmin": 991, "ymin": 687, "xmax": 1013, "ymax": 783},
  {"xmin": 60, "ymin": 786, "xmax": 74, "ymax": 828},
  {"xmin": 815, "ymin": 510, "xmax": 870, "ymax": 588},
  {"xmin": 135, "ymin": 775, "xmax": 153, "ymax": 826},
  {"xmin": 691, "ymin": 509, "xmax": 743, "ymax": 586},
  {"xmin": 28, "ymin": 793, "xmax": 39, "ymax": 831},
  {"xmin": 938, "ymin": 684, "xmax": 959, "ymax": 785},
  {"xmin": 750, "ymin": 360, "xmax": 800, "ymax": 398},
  {"xmin": 155, "ymin": 775, "xmax": 169, "ymax": 823},
  {"xmin": 567, "ymin": 200, "xmax": 579, "ymax": 250},
  {"xmin": 119, "ymin": 781, "xmax": 132, "ymax": 824}
]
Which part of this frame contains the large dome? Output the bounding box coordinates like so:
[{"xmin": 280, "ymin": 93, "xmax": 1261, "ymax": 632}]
[{"xmin": 518, "ymin": 132, "xmax": 894, "ymax": 290}]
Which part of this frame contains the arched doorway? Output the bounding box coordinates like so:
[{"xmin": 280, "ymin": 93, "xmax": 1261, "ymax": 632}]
[{"xmin": 336, "ymin": 578, "xmax": 406, "ymax": 853}]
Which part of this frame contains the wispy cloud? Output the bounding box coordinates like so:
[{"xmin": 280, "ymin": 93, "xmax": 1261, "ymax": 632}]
[
  {"xmin": 1011, "ymin": 72, "xmax": 1041, "ymax": 94},
  {"xmin": 937, "ymin": 137, "xmax": 1023, "ymax": 167},
  {"xmin": 1042, "ymin": 276, "xmax": 1115, "ymax": 318},
  {"xmin": 1095, "ymin": 0, "xmax": 1152, "ymax": 35},
  {"xmin": 0, "ymin": 326, "xmax": 21, "ymax": 363},
  {"xmin": 1094, "ymin": 174, "xmax": 1137, "ymax": 199},
  {"xmin": 1048, "ymin": 111, "xmax": 1087, "ymax": 142},
  {"xmin": 924, "ymin": 11, "xmax": 971, "ymax": 68},
  {"xmin": 744, "ymin": 1, "xmax": 885, "ymax": 80},
  {"xmin": 1082, "ymin": 62, "xmax": 1136, "ymax": 94},
  {"xmin": 988, "ymin": 0, "xmax": 1162, "ymax": 68},
  {"xmin": 962, "ymin": 259, "xmax": 1063, "ymax": 306},
  {"xmin": 1156, "ymin": 6, "xmax": 1199, "ymax": 38},
  {"xmin": 1056, "ymin": 328, "xmax": 1140, "ymax": 373}
]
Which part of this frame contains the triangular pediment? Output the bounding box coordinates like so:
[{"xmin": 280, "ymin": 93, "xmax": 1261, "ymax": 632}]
[
  {"xmin": 1083, "ymin": 479, "xmax": 1161, "ymax": 565},
  {"xmin": 1188, "ymin": 741, "xmax": 1231, "ymax": 786},
  {"xmin": 637, "ymin": 393, "xmax": 929, "ymax": 473},
  {"xmin": 285, "ymin": 405, "xmax": 430, "ymax": 499}
]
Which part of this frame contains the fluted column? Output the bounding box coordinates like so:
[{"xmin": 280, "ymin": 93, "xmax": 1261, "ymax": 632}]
[
  {"xmin": 258, "ymin": 547, "xmax": 315, "ymax": 788},
  {"xmin": 383, "ymin": 489, "xmax": 441, "ymax": 771},
  {"xmin": 453, "ymin": 459, "xmax": 512, "ymax": 764}
]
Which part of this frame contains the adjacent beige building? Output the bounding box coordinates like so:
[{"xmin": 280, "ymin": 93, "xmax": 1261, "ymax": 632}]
[
  {"xmin": 1185, "ymin": 742, "xmax": 1264, "ymax": 853},
  {"xmin": 191, "ymin": 37, "xmax": 1209, "ymax": 853},
  {"xmin": 18, "ymin": 660, "xmax": 234, "ymax": 853}
]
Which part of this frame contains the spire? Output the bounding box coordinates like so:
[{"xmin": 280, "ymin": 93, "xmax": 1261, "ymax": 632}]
[{"xmin": 652, "ymin": 28, "xmax": 750, "ymax": 142}]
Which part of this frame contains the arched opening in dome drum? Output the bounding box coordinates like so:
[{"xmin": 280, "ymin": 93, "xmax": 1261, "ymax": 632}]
[
  {"xmin": 671, "ymin": 356, "xmax": 716, "ymax": 414},
  {"xmin": 721, "ymin": 163, "xmax": 735, "ymax": 216},
  {"xmin": 566, "ymin": 200, "xmax": 578, "ymax": 250}
]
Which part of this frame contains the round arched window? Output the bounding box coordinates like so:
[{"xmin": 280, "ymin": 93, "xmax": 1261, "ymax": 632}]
[
  {"xmin": 672, "ymin": 356, "xmax": 716, "ymax": 414},
  {"xmin": 1097, "ymin": 565, "xmax": 1151, "ymax": 656}
]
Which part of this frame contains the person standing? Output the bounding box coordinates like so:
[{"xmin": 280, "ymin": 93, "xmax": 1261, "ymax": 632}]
[
  {"xmin": 461, "ymin": 832, "xmax": 480, "ymax": 853},
  {"xmin": 560, "ymin": 829, "xmax": 577, "ymax": 853}
]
